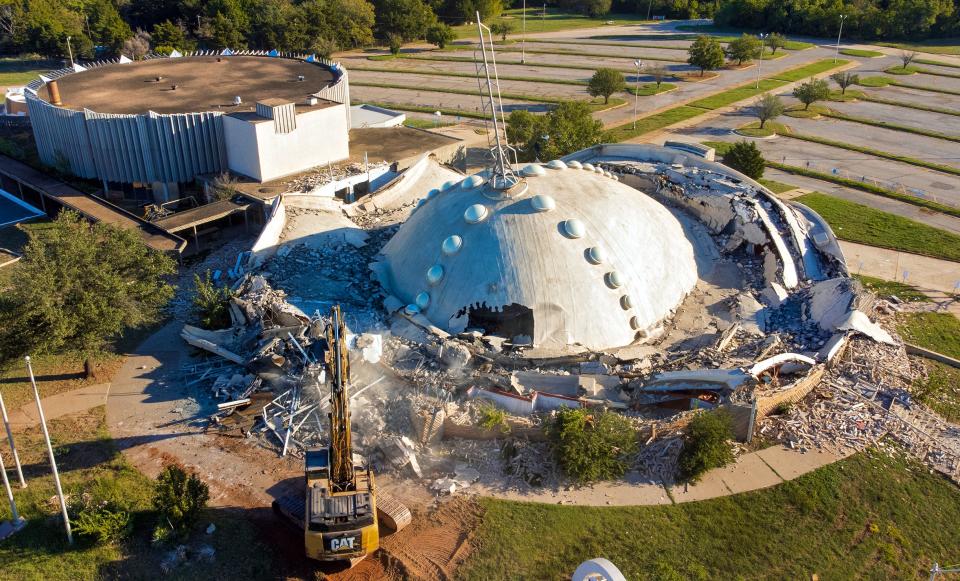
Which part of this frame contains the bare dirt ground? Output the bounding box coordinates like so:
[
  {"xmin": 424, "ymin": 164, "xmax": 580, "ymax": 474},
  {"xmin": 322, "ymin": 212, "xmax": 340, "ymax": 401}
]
[{"xmin": 105, "ymin": 321, "xmax": 480, "ymax": 580}]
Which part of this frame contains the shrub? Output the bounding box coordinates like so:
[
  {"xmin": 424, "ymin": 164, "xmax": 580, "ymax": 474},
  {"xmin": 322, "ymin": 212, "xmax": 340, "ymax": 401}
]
[
  {"xmin": 722, "ymin": 140, "xmax": 765, "ymax": 179},
  {"xmin": 192, "ymin": 270, "xmax": 233, "ymax": 330},
  {"xmin": 74, "ymin": 504, "xmax": 133, "ymax": 545},
  {"xmin": 425, "ymin": 23, "xmax": 455, "ymax": 49},
  {"xmin": 386, "ymin": 33, "xmax": 403, "ymax": 55},
  {"xmin": 588, "ymin": 68, "xmax": 626, "ymax": 104},
  {"xmin": 477, "ymin": 402, "xmax": 509, "ymax": 433},
  {"xmin": 490, "ymin": 22, "xmax": 513, "ymax": 42},
  {"xmin": 153, "ymin": 464, "xmax": 210, "ymax": 534},
  {"xmin": 793, "ymin": 77, "xmax": 830, "ymax": 110},
  {"xmin": 677, "ymin": 410, "xmax": 734, "ymax": 483},
  {"xmin": 548, "ymin": 408, "xmax": 638, "ymax": 483}
]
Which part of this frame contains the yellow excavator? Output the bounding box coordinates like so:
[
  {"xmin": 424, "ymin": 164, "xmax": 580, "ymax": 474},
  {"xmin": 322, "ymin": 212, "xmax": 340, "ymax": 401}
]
[{"xmin": 274, "ymin": 305, "xmax": 410, "ymax": 564}]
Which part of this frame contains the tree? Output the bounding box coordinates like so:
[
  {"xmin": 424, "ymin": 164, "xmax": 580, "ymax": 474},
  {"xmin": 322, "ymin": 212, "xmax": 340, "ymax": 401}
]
[
  {"xmin": 311, "ymin": 36, "xmax": 338, "ymax": 58},
  {"xmin": 507, "ymin": 101, "xmax": 603, "ymax": 162},
  {"xmin": 793, "ymin": 77, "xmax": 830, "ymax": 109},
  {"xmin": 151, "ymin": 20, "xmax": 193, "ymax": 51},
  {"xmin": 676, "ymin": 411, "xmax": 734, "ymax": 484},
  {"xmin": 722, "ymin": 140, "xmax": 766, "ymax": 179},
  {"xmin": 122, "ymin": 29, "xmax": 151, "ymax": 59},
  {"xmin": 192, "ymin": 271, "xmax": 234, "ymax": 329},
  {"xmin": 153, "ymin": 465, "xmax": 210, "ymax": 534},
  {"xmin": 321, "ymin": 0, "xmax": 376, "ymax": 49},
  {"xmin": 687, "ymin": 34, "xmax": 724, "ymax": 76},
  {"xmin": 587, "ymin": 68, "xmax": 625, "ymax": 104},
  {"xmin": 724, "ymin": 33, "xmax": 760, "ymax": 65},
  {"xmin": 765, "ymin": 32, "xmax": 786, "ymax": 54},
  {"xmin": 425, "ymin": 22, "xmax": 455, "ymax": 48},
  {"xmin": 753, "ymin": 93, "xmax": 784, "ymax": 129},
  {"xmin": 375, "ymin": 0, "xmax": 437, "ymax": 42},
  {"xmin": 648, "ymin": 64, "xmax": 670, "ymax": 91},
  {"xmin": 547, "ymin": 408, "xmax": 638, "ymax": 483},
  {"xmin": 85, "ymin": 0, "xmax": 132, "ymax": 56},
  {"xmin": 386, "ymin": 32, "xmax": 403, "ymax": 54},
  {"xmin": 452, "ymin": 0, "xmax": 504, "ymax": 22},
  {"xmin": 0, "ymin": 211, "xmax": 175, "ymax": 374},
  {"xmin": 490, "ymin": 21, "xmax": 513, "ymax": 42},
  {"xmin": 830, "ymin": 70, "xmax": 860, "ymax": 95},
  {"xmin": 900, "ymin": 50, "xmax": 917, "ymax": 69}
]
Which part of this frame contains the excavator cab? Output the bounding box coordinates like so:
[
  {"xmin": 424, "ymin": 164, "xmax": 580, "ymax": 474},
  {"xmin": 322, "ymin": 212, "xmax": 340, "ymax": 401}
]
[{"xmin": 303, "ymin": 449, "xmax": 379, "ymax": 561}]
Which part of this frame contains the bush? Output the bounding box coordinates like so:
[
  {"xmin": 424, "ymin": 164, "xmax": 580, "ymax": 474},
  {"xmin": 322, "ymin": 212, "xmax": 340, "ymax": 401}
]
[
  {"xmin": 153, "ymin": 465, "xmax": 210, "ymax": 535},
  {"xmin": 722, "ymin": 140, "xmax": 765, "ymax": 179},
  {"xmin": 386, "ymin": 33, "xmax": 403, "ymax": 55},
  {"xmin": 425, "ymin": 23, "xmax": 455, "ymax": 49},
  {"xmin": 192, "ymin": 270, "xmax": 233, "ymax": 330},
  {"xmin": 588, "ymin": 68, "xmax": 626, "ymax": 104},
  {"xmin": 548, "ymin": 408, "xmax": 638, "ymax": 483},
  {"xmin": 677, "ymin": 410, "xmax": 734, "ymax": 483},
  {"xmin": 793, "ymin": 77, "xmax": 830, "ymax": 110},
  {"xmin": 477, "ymin": 402, "xmax": 509, "ymax": 433},
  {"xmin": 73, "ymin": 504, "xmax": 133, "ymax": 545}
]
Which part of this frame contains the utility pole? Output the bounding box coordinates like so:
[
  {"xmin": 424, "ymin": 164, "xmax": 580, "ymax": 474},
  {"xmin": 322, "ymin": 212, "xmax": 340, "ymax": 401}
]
[
  {"xmin": 542, "ymin": 4, "xmax": 546, "ymax": 32},
  {"xmin": 755, "ymin": 33, "xmax": 766, "ymax": 89},
  {"xmin": 521, "ymin": 0, "xmax": 526, "ymax": 64},
  {"xmin": 1, "ymin": 446, "xmax": 24, "ymax": 535},
  {"xmin": 834, "ymin": 14, "xmax": 846, "ymax": 63},
  {"xmin": 646, "ymin": 0, "xmax": 654, "ymax": 21},
  {"xmin": 0, "ymin": 391, "xmax": 25, "ymax": 488},
  {"xmin": 25, "ymin": 356, "xmax": 72, "ymax": 545},
  {"xmin": 633, "ymin": 59, "xmax": 642, "ymax": 130},
  {"xmin": 66, "ymin": 36, "xmax": 74, "ymax": 67}
]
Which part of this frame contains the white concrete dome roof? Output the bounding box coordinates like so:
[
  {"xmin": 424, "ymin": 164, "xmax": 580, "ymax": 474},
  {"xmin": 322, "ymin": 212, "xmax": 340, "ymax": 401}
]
[{"xmin": 375, "ymin": 163, "xmax": 698, "ymax": 351}]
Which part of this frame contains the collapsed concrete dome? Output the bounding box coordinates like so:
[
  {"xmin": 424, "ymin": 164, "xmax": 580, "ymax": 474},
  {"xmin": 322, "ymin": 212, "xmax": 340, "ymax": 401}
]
[{"xmin": 373, "ymin": 161, "xmax": 699, "ymax": 351}]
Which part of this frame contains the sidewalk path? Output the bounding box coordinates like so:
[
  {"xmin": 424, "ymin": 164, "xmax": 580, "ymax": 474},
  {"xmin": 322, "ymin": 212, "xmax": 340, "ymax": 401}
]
[
  {"xmin": 5, "ymin": 383, "xmax": 111, "ymax": 430},
  {"xmin": 471, "ymin": 446, "xmax": 842, "ymax": 506}
]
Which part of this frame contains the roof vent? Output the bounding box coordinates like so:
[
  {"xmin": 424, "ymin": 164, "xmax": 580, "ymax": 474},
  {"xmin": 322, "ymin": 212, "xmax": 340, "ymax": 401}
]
[
  {"xmin": 605, "ymin": 271, "xmax": 623, "ymax": 289},
  {"xmin": 306, "ymin": 96, "xmax": 318, "ymax": 106},
  {"xmin": 586, "ymin": 246, "xmax": 606, "ymax": 264},
  {"xmin": 233, "ymin": 95, "xmax": 242, "ymax": 105},
  {"xmin": 298, "ymin": 75, "xmax": 305, "ymax": 82},
  {"xmin": 561, "ymin": 219, "xmax": 585, "ymax": 239},
  {"xmin": 442, "ymin": 235, "xmax": 463, "ymax": 255},
  {"xmin": 620, "ymin": 295, "xmax": 633, "ymax": 310},
  {"xmin": 522, "ymin": 164, "xmax": 546, "ymax": 177},
  {"xmin": 568, "ymin": 160, "xmax": 583, "ymax": 169},
  {"xmin": 546, "ymin": 159, "xmax": 567, "ymax": 170},
  {"xmin": 426, "ymin": 264, "xmax": 444, "ymax": 285},
  {"xmin": 462, "ymin": 174, "xmax": 486, "ymax": 189},
  {"xmin": 530, "ymin": 194, "xmax": 555, "ymax": 212},
  {"xmin": 464, "ymin": 204, "xmax": 489, "ymax": 224},
  {"xmin": 415, "ymin": 292, "xmax": 431, "ymax": 310},
  {"xmin": 582, "ymin": 163, "xmax": 595, "ymax": 172}
]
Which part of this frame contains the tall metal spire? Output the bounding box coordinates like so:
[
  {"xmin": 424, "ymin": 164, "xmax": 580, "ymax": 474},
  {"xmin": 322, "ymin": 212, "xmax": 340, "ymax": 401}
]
[{"xmin": 474, "ymin": 12, "xmax": 521, "ymax": 191}]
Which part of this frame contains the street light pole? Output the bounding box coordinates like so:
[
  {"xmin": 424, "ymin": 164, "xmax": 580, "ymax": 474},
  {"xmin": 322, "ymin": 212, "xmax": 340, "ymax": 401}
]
[
  {"xmin": 633, "ymin": 59, "xmax": 642, "ymax": 130},
  {"xmin": 835, "ymin": 14, "xmax": 846, "ymax": 63},
  {"xmin": 755, "ymin": 33, "xmax": 766, "ymax": 89},
  {"xmin": 66, "ymin": 36, "xmax": 74, "ymax": 67},
  {"xmin": 521, "ymin": 0, "xmax": 526, "ymax": 64}
]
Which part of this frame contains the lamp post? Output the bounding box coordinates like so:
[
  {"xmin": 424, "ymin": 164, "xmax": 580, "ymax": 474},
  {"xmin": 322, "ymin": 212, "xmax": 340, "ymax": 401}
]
[
  {"xmin": 755, "ymin": 33, "xmax": 766, "ymax": 89},
  {"xmin": 835, "ymin": 14, "xmax": 847, "ymax": 63},
  {"xmin": 66, "ymin": 36, "xmax": 74, "ymax": 67},
  {"xmin": 521, "ymin": 0, "xmax": 526, "ymax": 64},
  {"xmin": 633, "ymin": 59, "xmax": 642, "ymax": 130}
]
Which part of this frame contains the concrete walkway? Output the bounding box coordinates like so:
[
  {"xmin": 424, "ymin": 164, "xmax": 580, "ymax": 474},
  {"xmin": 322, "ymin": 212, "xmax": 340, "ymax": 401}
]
[
  {"xmin": 5, "ymin": 383, "xmax": 111, "ymax": 430},
  {"xmin": 471, "ymin": 446, "xmax": 841, "ymax": 507}
]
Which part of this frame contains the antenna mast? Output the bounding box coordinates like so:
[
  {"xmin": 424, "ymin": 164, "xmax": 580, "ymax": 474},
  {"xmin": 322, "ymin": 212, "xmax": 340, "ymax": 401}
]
[{"xmin": 474, "ymin": 13, "xmax": 520, "ymax": 190}]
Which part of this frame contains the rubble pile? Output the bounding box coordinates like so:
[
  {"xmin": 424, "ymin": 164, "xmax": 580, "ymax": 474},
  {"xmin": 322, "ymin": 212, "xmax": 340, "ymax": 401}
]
[
  {"xmin": 265, "ymin": 242, "xmax": 380, "ymax": 312},
  {"xmin": 283, "ymin": 161, "xmax": 389, "ymax": 193}
]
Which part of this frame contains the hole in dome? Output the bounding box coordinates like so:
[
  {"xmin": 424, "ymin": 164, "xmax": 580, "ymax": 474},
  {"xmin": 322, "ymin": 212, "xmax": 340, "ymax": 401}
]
[{"xmin": 454, "ymin": 302, "xmax": 534, "ymax": 343}]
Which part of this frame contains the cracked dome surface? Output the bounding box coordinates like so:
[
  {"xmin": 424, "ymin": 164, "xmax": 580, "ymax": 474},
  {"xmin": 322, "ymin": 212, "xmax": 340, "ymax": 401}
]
[{"xmin": 374, "ymin": 163, "xmax": 698, "ymax": 352}]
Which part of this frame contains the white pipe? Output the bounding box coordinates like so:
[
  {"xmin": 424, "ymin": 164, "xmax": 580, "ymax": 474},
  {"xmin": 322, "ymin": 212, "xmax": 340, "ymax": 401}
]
[{"xmin": 0, "ymin": 390, "xmax": 25, "ymax": 488}]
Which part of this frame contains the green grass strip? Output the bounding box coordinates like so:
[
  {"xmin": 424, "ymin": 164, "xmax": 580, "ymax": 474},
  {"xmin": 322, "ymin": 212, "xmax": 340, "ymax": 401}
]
[
  {"xmin": 916, "ymin": 67, "xmax": 960, "ymax": 79},
  {"xmin": 840, "ymin": 48, "xmax": 885, "ymax": 57},
  {"xmin": 350, "ymin": 64, "xmax": 588, "ymax": 86},
  {"xmin": 794, "ymin": 192, "xmax": 960, "ymax": 262},
  {"xmin": 854, "ymin": 274, "xmax": 931, "ymax": 302},
  {"xmin": 859, "ymin": 94, "xmax": 960, "ymax": 117},
  {"xmin": 351, "ymin": 80, "xmax": 571, "ymax": 104},
  {"xmin": 440, "ymin": 45, "xmax": 687, "ymax": 63},
  {"xmin": 604, "ymin": 59, "xmax": 847, "ymax": 141},
  {"xmin": 626, "ymin": 82, "xmax": 678, "ymax": 96},
  {"xmin": 897, "ymin": 312, "xmax": 960, "ymax": 358},
  {"xmin": 892, "ymin": 78, "xmax": 960, "ymax": 95},
  {"xmin": 916, "ymin": 57, "xmax": 960, "ymax": 69},
  {"xmin": 768, "ymin": 161, "xmax": 960, "ymax": 219},
  {"xmin": 782, "ymin": 132, "xmax": 960, "ymax": 177},
  {"xmin": 365, "ymin": 101, "xmax": 489, "ymax": 119},
  {"xmin": 525, "ymin": 38, "xmax": 690, "ymax": 51},
  {"xmin": 822, "ymin": 110, "xmax": 960, "ymax": 144},
  {"xmin": 756, "ymin": 178, "xmax": 797, "ymax": 193},
  {"xmin": 604, "ymin": 106, "xmax": 705, "ymax": 142}
]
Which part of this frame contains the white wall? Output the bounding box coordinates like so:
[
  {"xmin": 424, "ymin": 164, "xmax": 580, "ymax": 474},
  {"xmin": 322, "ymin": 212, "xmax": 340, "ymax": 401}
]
[{"xmin": 224, "ymin": 103, "xmax": 350, "ymax": 183}]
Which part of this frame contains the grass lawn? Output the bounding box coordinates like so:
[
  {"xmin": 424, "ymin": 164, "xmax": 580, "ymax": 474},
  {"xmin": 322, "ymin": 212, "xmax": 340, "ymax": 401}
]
[
  {"xmin": 451, "ymin": 9, "xmax": 650, "ymax": 38},
  {"xmin": 860, "ymin": 94, "xmax": 960, "ymax": 117},
  {"xmin": 0, "ymin": 58, "xmax": 58, "ymax": 88},
  {"xmin": 886, "ymin": 65, "xmax": 920, "ymax": 75},
  {"xmin": 403, "ymin": 118, "xmax": 455, "ymax": 129},
  {"xmin": 0, "ymin": 406, "xmax": 275, "ymax": 580},
  {"xmin": 827, "ymin": 88, "xmax": 865, "ymax": 101},
  {"xmin": 853, "ymin": 274, "xmax": 930, "ymax": 302},
  {"xmin": 626, "ymin": 82, "xmax": 677, "ymax": 96},
  {"xmin": 793, "ymin": 192, "xmax": 960, "ymax": 262},
  {"xmin": 916, "ymin": 58, "xmax": 960, "ymax": 69},
  {"xmin": 911, "ymin": 360, "xmax": 960, "ymax": 423},
  {"xmin": 686, "ymin": 78, "xmax": 785, "ymax": 109},
  {"xmin": 783, "ymin": 104, "xmax": 828, "ymax": 118},
  {"xmin": 876, "ymin": 38, "xmax": 960, "ymax": 56},
  {"xmin": 840, "ymin": 48, "xmax": 885, "ymax": 58},
  {"xmin": 897, "ymin": 312, "xmax": 960, "ymax": 358},
  {"xmin": 734, "ymin": 120, "xmax": 789, "ymax": 137},
  {"xmin": 757, "ymin": 178, "xmax": 797, "ymax": 193},
  {"xmin": 459, "ymin": 449, "xmax": 960, "ymax": 579},
  {"xmin": 858, "ymin": 75, "xmax": 960, "ymax": 96}
]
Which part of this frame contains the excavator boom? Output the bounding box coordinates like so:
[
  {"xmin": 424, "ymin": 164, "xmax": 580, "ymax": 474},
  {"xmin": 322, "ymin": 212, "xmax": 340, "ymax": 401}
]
[{"xmin": 325, "ymin": 305, "xmax": 355, "ymax": 492}]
